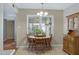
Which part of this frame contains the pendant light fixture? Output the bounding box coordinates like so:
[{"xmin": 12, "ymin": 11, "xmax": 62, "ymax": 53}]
[{"xmin": 37, "ymin": 3, "xmax": 48, "ymax": 16}]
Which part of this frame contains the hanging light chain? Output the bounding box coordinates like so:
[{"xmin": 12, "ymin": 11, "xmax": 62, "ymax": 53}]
[{"xmin": 37, "ymin": 3, "xmax": 48, "ymax": 16}]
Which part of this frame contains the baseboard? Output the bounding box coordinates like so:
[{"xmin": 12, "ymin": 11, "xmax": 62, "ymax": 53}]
[
  {"xmin": 52, "ymin": 44, "xmax": 63, "ymax": 47},
  {"xmin": 16, "ymin": 44, "xmax": 63, "ymax": 49},
  {"xmin": 16, "ymin": 46, "xmax": 28, "ymax": 48}
]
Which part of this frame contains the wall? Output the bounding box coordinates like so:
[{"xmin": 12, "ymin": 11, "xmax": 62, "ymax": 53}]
[
  {"xmin": 64, "ymin": 4, "xmax": 79, "ymax": 16},
  {"xmin": 16, "ymin": 9, "xmax": 63, "ymax": 47},
  {"xmin": 64, "ymin": 4, "xmax": 79, "ymax": 34},
  {"xmin": 0, "ymin": 4, "xmax": 3, "ymax": 50}
]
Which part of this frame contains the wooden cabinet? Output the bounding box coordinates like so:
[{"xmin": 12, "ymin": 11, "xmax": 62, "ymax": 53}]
[
  {"xmin": 64, "ymin": 12, "xmax": 79, "ymax": 54},
  {"xmin": 63, "ymin": 36, "xmax": 79, "ymax": 55},
  {"xmin": 67, "ymin": 12, "xmax": 79, "ymax": 30},
  {"xmin": 63, "ymin": 36, "xmax": 69, "ymax": 54},
  {"xmin": 75, "ymin": 36, "xmax": 79, "ymax": 54}
]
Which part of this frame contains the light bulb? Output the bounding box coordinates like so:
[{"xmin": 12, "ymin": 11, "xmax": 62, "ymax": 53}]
[
  {"xmin": 37, "ymin": 13, "xmax": 40, "ymax": 15},
  {"xmin": 40, "ymin": 11, "xmax": 43, "ymax": 16},
  {"xmin": 44, "ymin": 12, "xmax": 48, "ymax": 16}
]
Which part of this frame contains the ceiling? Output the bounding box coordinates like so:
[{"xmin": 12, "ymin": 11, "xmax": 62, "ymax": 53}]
[
  {"xmin": 4, "ymin": 4, "xmax": 17, "ymax": 20},
  {"xmin": 4, "ymin": 3, "xmax": 75, "ymax": 20},
  {"xmin": 15, "ymin": 3, "xmax": 74, "ymax": 10}
]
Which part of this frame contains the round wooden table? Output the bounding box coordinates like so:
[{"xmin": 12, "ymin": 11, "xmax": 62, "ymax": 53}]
[{"xmin": 27, "ymin": 35, "xmax": 52, "ymax": 51}]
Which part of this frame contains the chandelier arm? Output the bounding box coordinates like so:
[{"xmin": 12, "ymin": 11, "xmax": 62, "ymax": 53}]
[
  {"xmin": 41, "ymin": 3, "xmax": 44, "ymax": 11},
  {"xmin": 37, "ymin": 3, "xmax": 48, "ymax": 16}
]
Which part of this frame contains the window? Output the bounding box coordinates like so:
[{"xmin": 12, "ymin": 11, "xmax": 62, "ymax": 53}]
[{"xmin": 27, "ymin": 15, "xmax": 54, "ymax": 36}]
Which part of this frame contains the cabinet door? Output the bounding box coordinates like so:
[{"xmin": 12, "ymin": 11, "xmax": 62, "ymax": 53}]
[
  {"xmin": 68, "ymin": 43, "xmax": 75, "ymax": 54},
  {"xmin": 63, "ymin": 37, "xmax": 69, "ymax": 52},
  {"xmin": 74, "ymin": 16, "xmax": 79, "ymax": 30},
  {"xmin": 75, "ymin": 37, "xmax": 79, "ymax": 54},
  {"xmin": 68, "ymin": 18, "xmax": 74, "ymax": 30},
  {"xmin": 68, "ymin": 16, "xmax": 79, "ymax": 30}
]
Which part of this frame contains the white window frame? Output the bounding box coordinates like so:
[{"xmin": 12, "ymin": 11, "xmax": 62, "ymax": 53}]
[{"xmin": 26, "ymin": 15, "xmax": 55, "ymax": 36}]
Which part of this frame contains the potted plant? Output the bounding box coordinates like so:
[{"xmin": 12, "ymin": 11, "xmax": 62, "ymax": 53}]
[{"xmin": 33, "ymin": 28, "xmax": 45, "ymax": 37}]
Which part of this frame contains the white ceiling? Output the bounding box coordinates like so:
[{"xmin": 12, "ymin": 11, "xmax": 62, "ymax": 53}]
[
  {"xmin": 4, "ymin": 3, "xmax": 75, "ymax": 20},
  {"xmin": 15, "ymin": 3, "xmax": 74, "ymax": 10}
]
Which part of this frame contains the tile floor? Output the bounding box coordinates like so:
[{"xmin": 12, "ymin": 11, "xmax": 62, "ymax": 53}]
[{"xmin": 15, "ymin": 46, "xmax": 68, "ymax": 55}]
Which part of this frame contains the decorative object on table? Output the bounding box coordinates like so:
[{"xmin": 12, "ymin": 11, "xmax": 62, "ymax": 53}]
[{"xmin": 33, "ymin": 28, "xmax": 46, "ymax": 37}]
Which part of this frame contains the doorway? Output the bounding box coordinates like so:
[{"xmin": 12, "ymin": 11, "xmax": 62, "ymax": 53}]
[{"xmin": 3, "ymin": 20, "xmax": 16, "ymax": 50}]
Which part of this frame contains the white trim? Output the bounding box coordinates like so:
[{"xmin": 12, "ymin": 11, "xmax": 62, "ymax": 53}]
[
  {"xmin": 26, "ymin": 15, "xmax": 29, "ymax": 34},
  {"xmin": 16, "ymin": 46, "xmax": 28, "ymax": 48},
  {"xmin": 52, "ymin": 44, "xmax": 63, "ymax": 47},
  {"xmin": 27, "ymin": 15, "xmax": 53, "ymax": 17}
]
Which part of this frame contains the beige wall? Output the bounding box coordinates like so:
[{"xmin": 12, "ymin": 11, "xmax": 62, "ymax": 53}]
[{"xmin": 16, "ymin": 9, "xmax": 63, "ymax": 47}]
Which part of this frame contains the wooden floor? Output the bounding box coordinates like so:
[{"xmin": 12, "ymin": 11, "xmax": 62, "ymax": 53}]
[
  {"xmin": 4, "ymin": 39, "xmax": 16, "ymax": 50},
  {"xmin": 15, "ymin": 45, "xmax": 67, "ymax": 55}
]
